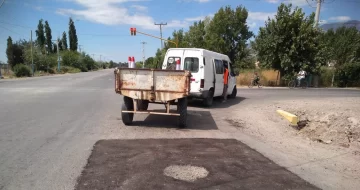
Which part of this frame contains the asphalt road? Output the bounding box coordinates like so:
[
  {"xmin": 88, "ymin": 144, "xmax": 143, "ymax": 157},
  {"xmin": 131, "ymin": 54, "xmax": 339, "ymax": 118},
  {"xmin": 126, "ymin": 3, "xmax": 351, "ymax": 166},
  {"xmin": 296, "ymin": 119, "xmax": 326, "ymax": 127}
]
[{"xmin": 0, "ymin": 70, "xmax": 359, "ymax": 190}]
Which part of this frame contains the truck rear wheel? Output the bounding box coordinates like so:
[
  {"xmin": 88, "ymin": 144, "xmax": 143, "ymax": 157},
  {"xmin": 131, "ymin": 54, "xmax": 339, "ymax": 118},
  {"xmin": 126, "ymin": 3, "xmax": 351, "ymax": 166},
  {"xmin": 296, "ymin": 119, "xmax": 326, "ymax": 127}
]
[
  {"xmin": 136, "ymin": 100, "xmax": 149, "ymax": 111},
  {"xmin": 203, "ymin": 89, "xmax": 214, "ymax": 107},
  {"xmin": 121, "ymin": 96, "xmax": 134, "ymax": 125},
  {"xmin": 177, "ymin": 97, "xmax": 188, "ymax": 128}
]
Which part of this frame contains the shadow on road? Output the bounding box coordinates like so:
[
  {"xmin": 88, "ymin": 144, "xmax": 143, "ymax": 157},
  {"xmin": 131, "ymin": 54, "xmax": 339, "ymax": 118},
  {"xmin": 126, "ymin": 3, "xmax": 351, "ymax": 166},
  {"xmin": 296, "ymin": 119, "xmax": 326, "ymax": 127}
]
[
  {"xmin": 188, "ymin": 96, "xmax": 246, "ymax": 109},
  {"xmin": 133, "ymin": 110, "xmax": 218, "ymax": 130}
]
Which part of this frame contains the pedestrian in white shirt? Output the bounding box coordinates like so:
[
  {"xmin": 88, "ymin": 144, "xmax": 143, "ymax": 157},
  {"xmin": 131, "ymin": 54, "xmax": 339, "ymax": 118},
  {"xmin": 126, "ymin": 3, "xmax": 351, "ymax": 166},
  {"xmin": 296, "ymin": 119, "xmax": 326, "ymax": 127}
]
[{"xmin": 297, "ymin": 69, "xmax": 307, "ymax": 86}]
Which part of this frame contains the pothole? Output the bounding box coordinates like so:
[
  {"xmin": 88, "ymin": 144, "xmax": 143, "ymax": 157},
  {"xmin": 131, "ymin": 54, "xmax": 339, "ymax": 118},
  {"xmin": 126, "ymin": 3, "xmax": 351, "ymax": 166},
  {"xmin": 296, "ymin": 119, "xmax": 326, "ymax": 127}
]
[{"xmin": 163, "ymin": 165, "xmax": 209, "ymax": 182}]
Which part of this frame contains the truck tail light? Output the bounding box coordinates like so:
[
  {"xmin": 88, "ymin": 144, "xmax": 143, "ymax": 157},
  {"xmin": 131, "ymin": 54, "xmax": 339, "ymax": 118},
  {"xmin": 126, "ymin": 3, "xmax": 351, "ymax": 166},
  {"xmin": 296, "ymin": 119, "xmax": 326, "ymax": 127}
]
[
  {"xmin": 200, "ymin": 79, "xmax": 204, "ymax": 88},
  {"xmin": 191, "ymin": 78, "xmax": 195, "ymax": 82}
]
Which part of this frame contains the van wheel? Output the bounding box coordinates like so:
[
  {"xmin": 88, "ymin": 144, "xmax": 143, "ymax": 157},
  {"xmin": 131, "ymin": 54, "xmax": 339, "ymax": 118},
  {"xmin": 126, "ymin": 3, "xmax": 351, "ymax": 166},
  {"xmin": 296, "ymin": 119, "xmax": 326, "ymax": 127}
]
[
  {"xmin": 203, "ymin": 89, "xmax": 214, "ymax": 107},
  {"xmin": 177, "ymin": 98, "xmax": 188, "ymax": 128},
  {"xmin": 229, "ymin": 86, "xmax": 237, "ymax": 99},
  {"xmin": 121, "ymin": 96, "xmax": 134, "ymax": 125},
  {"xmin": 136, "ymin": 100, "xmax": 149, "ymax": 111}
]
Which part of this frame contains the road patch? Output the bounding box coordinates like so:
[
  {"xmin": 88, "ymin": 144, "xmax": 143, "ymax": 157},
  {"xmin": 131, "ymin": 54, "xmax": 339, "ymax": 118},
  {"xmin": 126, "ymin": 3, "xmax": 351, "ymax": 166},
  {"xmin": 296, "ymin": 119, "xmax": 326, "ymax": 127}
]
[{"xmin": 75, "ymin": 139, "xmax": 319, "ymax": 190}]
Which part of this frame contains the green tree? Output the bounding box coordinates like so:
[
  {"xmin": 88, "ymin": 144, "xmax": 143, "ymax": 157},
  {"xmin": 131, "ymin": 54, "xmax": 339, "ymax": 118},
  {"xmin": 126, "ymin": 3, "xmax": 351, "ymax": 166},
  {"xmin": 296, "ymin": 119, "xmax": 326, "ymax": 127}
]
[
  {"xmin": 57, "ymin": 37, "xmax": 63, "ymax": 51},
  {"xmin": 53, "ymin": 43, "xmax": 57, "ymax": 53},
  {"xmin": 35, "ymin": 19, "xmax": 46, "ymax": 50},
  {"xmin": 253, "ymin": 3, "xmax": 325, "ymax": 78},
  {"xmin": 6, "ymin": 36, "xmax": 14, "ymax": 67},
  {"xmin": 68, "ymin": 18, "xmax": 78, "ymax": 51},
  {"xmin": 184, "ymin": 20, "xmax": 207, "ymax": 48},
  {"xmin": 62, "ymin": 31, "xmax": 68, "ymax": 50},
  {"xmin": 321, "ymin": 26, "xmax": 360, "ymax": 68},
  {"xmin": 144, "ymin": 57, "xmax": 155, "ymax": 68},
  {"xmin": 164, "ymin": 29, "xmax": 188, "ymax": 49},
  {"xmin": 205, "ymin": 6, "xmax": 253, "ymax": 63},
  {"xmin": 44, "ymin": 20, "xmax": 53, "ymax": 53}
]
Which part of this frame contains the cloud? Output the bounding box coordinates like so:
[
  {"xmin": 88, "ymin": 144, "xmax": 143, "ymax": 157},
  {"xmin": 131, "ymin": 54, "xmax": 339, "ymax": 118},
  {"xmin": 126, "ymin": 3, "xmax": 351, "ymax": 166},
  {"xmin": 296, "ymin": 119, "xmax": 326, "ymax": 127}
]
[
  {"xmin": 56, "ymin": 0, "xmax": 180, "ymax": 30},
  {"xmin": 248, "ymin": 22, "xmax": 257, "ymax": 29},
  {"xmin": 178, "ymin": 0, "xmax": 211, "ymax": 3},
  {"xmin": 248, "ymin": 11, "xmax": 276, "ymax": 21},
  {"xmin": 130, "ymin": 5, "xmax": 147, "ymax": 12},
  {"xmin": 184, "ymin": 14, "xmax": 214, "ymax": 22},
  {"xmin": 328, "ymin": 16, "xmax": 351, "ymax": 22},
  {"xmin": 56, "ymin": 0, "xmax": 215, "ymax": 31},
  {"xmin": 247, "ymin": 11, "xmax": 275, "ymax": 30},
  {"xmin": 265, "ymin": 0, "xmax": 279, "ymax": 3},
  {"xmin": 265, "ymin": 0, "xmax": 309, "ymax": 7}
]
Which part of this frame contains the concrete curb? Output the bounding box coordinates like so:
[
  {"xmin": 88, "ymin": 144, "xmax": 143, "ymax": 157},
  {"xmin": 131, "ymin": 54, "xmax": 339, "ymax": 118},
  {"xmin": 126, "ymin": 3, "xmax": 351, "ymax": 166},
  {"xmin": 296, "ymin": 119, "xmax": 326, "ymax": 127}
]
[{"xmin": 276, "ymin": 110, "xmax": 298, "ymax": 125}]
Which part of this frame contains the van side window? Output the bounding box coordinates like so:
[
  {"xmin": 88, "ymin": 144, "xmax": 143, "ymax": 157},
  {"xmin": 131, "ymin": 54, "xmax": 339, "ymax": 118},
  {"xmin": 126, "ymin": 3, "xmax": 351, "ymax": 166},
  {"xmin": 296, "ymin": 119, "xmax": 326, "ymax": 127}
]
[
  {"xmin": 166, "ymin": 57, "xmax": 181, "ymax": 70},
  {"xmin": 184, "ymin": 57, "xmax": 199, "ymax": 73},
  {"xmin": 214, "ymin": 59, "xmax": 224, "ymax": 74}
]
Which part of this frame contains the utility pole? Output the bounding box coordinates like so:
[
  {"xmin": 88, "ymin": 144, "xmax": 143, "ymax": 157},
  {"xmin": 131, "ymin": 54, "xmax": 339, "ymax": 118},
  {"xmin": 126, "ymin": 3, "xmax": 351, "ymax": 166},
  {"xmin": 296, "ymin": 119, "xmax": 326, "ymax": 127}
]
[
  {"xmin": 57, "ymin": 39, "xmax": 60, "ymax": 72},
  {"xmin": 141, "ymin": 41, "xmax": 147, "ymax": 68},
  {"xmin": 154, "ymin": 22, "xmax": 167, "ymax": 49},
  {"xmin": 31, "ymin": 30, "xmax": 34, "ymax": 76},
  {"xmin": 313, "ymin": 0, "xmax": 323, "ymax": 28},
  {"xmin": 79, "ymin": 45, "xmax": 82, "ymax": 53}
]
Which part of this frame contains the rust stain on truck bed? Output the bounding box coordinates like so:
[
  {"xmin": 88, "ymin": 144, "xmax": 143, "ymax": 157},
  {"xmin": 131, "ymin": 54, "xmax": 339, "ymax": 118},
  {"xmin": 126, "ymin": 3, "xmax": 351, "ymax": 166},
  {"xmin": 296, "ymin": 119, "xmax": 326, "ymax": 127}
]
[{"xmin": 114, "ymin": 68, "xmax": 191, "ymax": 102}]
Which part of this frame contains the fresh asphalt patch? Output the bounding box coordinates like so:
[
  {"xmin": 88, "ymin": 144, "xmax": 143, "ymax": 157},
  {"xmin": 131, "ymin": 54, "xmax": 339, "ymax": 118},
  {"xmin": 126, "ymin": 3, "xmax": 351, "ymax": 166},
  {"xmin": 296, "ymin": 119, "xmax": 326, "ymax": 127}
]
[{"xmin": 75, "ymin": 139, "xmax": 319, "ymax": 190}]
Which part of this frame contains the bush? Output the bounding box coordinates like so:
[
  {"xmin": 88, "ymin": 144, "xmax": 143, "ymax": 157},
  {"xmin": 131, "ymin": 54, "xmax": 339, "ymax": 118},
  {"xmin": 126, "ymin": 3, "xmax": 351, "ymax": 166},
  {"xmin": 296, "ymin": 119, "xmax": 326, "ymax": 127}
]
[
  {"xmin": 335, "ymin": 62, "xmax": 360, "ymax": 87},
  {"xmin": 13, "ymin": 64, "xmax": 31, "ymax": 77},
  {"xmin": 60, "ymin": 66, "xmax": 81, "ymax": 73},
  {"xmin": 319, "ymin": 67, "xmax": 334, "ymax": 87}
]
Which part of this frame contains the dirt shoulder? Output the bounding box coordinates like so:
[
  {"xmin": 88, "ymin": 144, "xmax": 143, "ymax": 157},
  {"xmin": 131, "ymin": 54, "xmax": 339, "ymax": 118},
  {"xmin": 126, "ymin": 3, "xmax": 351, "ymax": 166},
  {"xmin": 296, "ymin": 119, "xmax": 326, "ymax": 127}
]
[{"xmin": 224, "ymin": 97, "xmax": 360, "ymax": 190}]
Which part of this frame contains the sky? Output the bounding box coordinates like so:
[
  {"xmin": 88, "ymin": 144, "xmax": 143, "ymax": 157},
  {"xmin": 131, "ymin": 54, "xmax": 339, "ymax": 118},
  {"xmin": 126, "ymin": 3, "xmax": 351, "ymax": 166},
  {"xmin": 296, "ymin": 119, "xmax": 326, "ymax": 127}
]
[{"xmin": 0, "ymin": 0, "xmax": 359, "ymax": 63}]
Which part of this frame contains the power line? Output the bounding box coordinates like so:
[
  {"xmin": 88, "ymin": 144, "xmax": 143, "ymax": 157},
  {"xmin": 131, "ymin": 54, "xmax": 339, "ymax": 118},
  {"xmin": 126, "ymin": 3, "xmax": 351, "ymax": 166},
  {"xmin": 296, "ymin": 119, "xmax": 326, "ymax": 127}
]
[
  {"xmin": 0, "ymin": 0, "xmax": 6, "ymax": 9},
  {"xmin": 0, "ymin": 25, "xmax": 22, "ymax": 36},
  {"xmin": 306, "ymin": 0, "xmax": 316, "ymax": 8},
  {"xmin": 0, "ymin": 20, "xmax": 33, "ymax": 29}
]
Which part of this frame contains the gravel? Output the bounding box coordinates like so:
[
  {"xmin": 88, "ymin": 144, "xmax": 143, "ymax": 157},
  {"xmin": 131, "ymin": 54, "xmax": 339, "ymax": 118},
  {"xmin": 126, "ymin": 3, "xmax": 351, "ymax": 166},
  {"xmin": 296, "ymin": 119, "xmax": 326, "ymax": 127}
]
[{"xmin": 163, "ymin": 165, "xmax": 209, "ymax": 182}]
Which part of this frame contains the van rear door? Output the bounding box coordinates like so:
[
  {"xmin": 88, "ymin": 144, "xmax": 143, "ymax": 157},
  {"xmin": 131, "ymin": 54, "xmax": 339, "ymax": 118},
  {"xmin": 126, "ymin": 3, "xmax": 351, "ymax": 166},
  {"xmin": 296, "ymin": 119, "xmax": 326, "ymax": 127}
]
[{"xmin": 183, "ymin": 50, "xmax": 202, "ymax": 93}]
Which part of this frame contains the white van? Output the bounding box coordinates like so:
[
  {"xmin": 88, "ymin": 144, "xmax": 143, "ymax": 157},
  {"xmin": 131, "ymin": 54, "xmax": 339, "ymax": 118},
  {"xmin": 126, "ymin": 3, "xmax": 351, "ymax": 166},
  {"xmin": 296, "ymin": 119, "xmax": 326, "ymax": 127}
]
[{"xmin": 162, "ymin": 48, "xmax": 238, "ymax": 106}]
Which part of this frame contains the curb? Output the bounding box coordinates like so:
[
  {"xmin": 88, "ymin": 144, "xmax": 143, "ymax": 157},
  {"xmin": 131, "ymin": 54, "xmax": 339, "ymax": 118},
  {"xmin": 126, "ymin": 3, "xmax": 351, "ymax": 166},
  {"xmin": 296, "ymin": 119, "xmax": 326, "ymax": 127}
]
[{"xmin": 276, "ymin": 110, "xmax": 298, "ymax": 125}]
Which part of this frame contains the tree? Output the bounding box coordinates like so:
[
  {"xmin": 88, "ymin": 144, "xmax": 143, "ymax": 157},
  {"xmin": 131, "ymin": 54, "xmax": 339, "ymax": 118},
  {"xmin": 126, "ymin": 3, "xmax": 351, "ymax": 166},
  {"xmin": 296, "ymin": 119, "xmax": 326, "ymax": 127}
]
[
  {"xmin": 109, "ymin": 60, "xmax": 117, "ymax": 68},
  {"xmin": 205, "ymin": 6, "xmax": 253, "ymax": 64},
  {"xmin": 144, "ymin": 57, "xmax": 155, "ymax": 68},
  {"xmin": 164, "ymin": 29, "xmax": 188, "ymax": 49},
  {"xmin": 68, "ymin": 18, "xmax": 78, "ymax": 51},
  {"xmin": 321, "ymin": 26, "xmax": 360, "ymax": 68},
  {"xmin": 62, "ymin": 31, "xmax": 68, "ymax": 50},
  {"xmin": 58, "ymin": 37, "xmax": 63, "ymax": 51},
  {"xmin": 44, "ymin": 20, "xmax": 53, "ymax": 53},
  {"xmin": 35, "ymin": 19, "xmax": 46, "ymax": 50},
  {"xmin": 53, "ymin": 43, "xmax": 57, "ymax": 53},
  {"xmin": 253, "ymin": 3, "xmax": 325, "ymax": 78},
  {"xmin": 6, "ymin": 36, "xmax": 14, "ymax": 67},
  {"xmin": 184, "ymin": 20, "xmax": 207, "ymax": 48}
]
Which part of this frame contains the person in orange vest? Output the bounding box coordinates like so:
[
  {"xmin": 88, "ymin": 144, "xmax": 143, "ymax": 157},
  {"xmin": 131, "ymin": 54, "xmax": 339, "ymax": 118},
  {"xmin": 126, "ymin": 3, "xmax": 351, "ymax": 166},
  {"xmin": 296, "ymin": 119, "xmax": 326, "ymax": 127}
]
[{"xmin": 222, "ymin": 63, "xmax": 229, "ymax": 102}]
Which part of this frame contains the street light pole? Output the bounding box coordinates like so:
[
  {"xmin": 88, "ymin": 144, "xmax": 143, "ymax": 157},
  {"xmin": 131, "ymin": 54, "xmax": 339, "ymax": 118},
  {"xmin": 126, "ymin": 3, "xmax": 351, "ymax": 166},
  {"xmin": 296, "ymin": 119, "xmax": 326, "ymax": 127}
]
[{"xmin": 57, "ymin": 39, "xmax": 60, "ymax": 72}]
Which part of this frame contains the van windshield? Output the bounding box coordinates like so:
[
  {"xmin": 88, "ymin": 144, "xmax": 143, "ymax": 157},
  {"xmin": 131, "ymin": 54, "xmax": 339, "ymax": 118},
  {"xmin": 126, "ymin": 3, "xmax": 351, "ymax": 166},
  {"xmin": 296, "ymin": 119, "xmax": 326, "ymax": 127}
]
[{"xmin": 184, "ymin": 57, "xmax": 199, "ymax": 73}]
